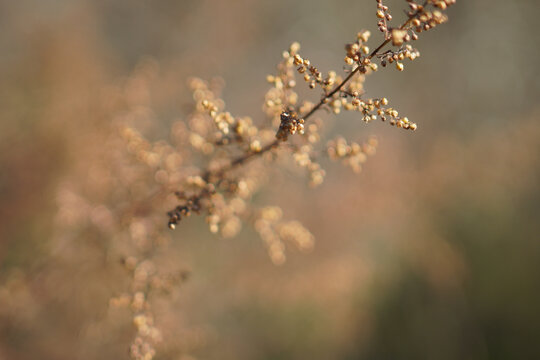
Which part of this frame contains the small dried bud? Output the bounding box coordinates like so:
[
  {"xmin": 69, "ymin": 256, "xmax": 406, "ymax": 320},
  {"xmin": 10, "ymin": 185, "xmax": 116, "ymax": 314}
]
[{"xmin": 391, "ymin": 29, "xmax": 408, "ymax": 46}]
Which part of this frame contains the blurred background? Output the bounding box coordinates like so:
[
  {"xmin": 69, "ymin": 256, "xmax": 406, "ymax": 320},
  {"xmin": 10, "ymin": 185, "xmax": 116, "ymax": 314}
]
[{"xmin": 1, "ymin": 0, "xmax": 540, "ymax": 359}]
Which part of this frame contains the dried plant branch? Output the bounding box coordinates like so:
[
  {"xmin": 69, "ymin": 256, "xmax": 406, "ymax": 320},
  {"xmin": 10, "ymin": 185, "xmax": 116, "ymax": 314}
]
[
  {"xmin": 170, "ymin": 0, "xmax": 453, "ymax": 227},
  {"xmin": 114, "ymin": 1, "xmax": 457, "ymax": 359},
  {"xmin": 48, "ymin": 2, "xmax": 457, "ymax": 359}
]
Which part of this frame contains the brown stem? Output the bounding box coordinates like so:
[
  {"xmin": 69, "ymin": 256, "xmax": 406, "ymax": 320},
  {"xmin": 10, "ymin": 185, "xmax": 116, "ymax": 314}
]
[{"xmin": 202, "ymin": 140, "xmax": 279, "ymax": 181}]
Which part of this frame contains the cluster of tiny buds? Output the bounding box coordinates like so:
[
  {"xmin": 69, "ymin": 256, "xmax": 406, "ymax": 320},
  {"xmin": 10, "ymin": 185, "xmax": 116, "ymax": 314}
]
[
  {"xmin": 327, "ymin": 136, "xmax": 378, "ymax": 173},
  {"xmin": 263, "ymin": 42, "xmax": 301, "ymax": 122},
  {"xmin": 293, "ymin": 54, "xmax": 320, "ymax": 89},
  {"xmin": 378, "ymin": 44, "xmax": 420, "ymax": 71},
  {"xmin": 344, "ymin": 30, "xmax": 378, "ymax": 72},
  {"xmin": 409, "ymin": 0, "xmax": 456, "ymax": 12},
  {"xmin": 407, "ymin": 0, "xmax": 454, "ymax": 31},
  {"xmin": 293, "ymin": 145, "xmax": 326, "ymax": 187},
  {"xmin": 413, "ymin": 9, "xmax": 449, "ymax": 32},
  {"xmin": 337, "ymin": 93, "xmax": 417, "ymax": 131},
  {"xmin": 276, "ymin": 111, "xmax": 305, "ymax": 141},
  {"xmin": 167, "ymin": 184, "xmax": 215, "ymax": 229},
  {"xmin": 167, "ymin": 200, "xmax": 195, "ymax": 230},
  {"xmin": 376, "ymin": 0, "xmax": 393, "ymax": 36},
  {"xmin": 254, "ymin": 207, "xmax": 314, "ymax": 265},
  {"xmin": 292, "ymin": 52, "xmax": 342, "ymax": 91},
  {"xmin": 392, "ymin": 116, "xmax": 417, "ymax": 130},
  {"xmin": 201, "ymin": 100, "xmax": 232, "ymax": 135},
  {"xmin": 377, "ymin": 0, "xmax": 452, "ymax": 38}
]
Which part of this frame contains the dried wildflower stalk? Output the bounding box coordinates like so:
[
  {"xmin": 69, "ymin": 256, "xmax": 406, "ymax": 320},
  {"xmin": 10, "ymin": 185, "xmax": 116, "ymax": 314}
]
[
  {"xmin": 104, "ymin": 1, "xmax": 457, "ymax": 358},
  {"xmin": 165, "ymin": 0, "xmax": 455, "ymax": 257}
]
